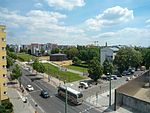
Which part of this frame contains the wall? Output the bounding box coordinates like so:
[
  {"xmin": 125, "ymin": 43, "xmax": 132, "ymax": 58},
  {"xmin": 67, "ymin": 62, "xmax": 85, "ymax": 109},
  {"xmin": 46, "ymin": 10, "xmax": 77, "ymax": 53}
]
[{"xmin": 114, "ymin": 70, "xmax": 150, "ymax": 112}]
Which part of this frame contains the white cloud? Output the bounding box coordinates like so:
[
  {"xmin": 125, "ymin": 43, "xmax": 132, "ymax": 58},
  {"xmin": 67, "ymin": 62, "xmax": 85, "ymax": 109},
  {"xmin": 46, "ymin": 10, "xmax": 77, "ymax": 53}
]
[
  {"xmin": 146, "ymin": 19, "xmax": 150, "ymax": 28},
  {"xmin": 146, "ymin": 19, "xmax": 150, "ymax": 23},
  {"xmin": 34, "ymin": 3, "xmax": 43, "ymax": 9},
  {"xmin": 85, "ymin": 6, "xmax": 134, "ymax": 30},
  {"xmin": 45, "ymin": 0, "xmax": 85, "ymax": 10},
  {"xmin": 0, "ymin": 7, "xmax": 87, "ymax": 45},
  {"xmin": 93, "ymin": 28, "xmax": 150, "ymax": 47}
]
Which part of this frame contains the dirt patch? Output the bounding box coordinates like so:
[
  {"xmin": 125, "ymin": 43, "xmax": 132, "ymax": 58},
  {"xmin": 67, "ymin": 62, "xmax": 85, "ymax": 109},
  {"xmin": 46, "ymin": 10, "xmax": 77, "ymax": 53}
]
[
  {"xmin": 52, "ymin": 60, "xmax": 72, "ymax": 66},
  {"xmin": 38, "ymin": 56, "xmax": 49, "ymax": 61}
]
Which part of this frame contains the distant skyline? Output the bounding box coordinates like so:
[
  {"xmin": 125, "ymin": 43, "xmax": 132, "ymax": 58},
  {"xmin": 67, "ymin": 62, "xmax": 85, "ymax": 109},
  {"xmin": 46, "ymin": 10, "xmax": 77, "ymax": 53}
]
[{"xmin": 0, "ymin": 0, "xmax": 150, "ymax": 47}]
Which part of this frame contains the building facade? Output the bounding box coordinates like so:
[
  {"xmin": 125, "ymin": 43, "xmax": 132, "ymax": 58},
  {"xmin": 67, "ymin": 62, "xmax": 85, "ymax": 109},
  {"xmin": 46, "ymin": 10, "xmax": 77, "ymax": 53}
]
[
  {"xmin": 0, "ymin": 25, "xmax": 8, "ymax": 101},
  {"xmin": 100, "ymin": 47, "xmax": 119, "ymax": 65},
  {"xmin": 50, "ymin": 53, "xmax": 67, "ymax": 61}
]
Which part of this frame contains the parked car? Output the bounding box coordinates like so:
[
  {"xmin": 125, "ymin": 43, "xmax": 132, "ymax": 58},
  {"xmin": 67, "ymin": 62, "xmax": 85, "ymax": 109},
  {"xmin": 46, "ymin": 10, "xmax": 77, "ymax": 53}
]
[
  {"xmin": 26, "ymin": 85, "xmax": 34, "ymax": 91},
  {"xmin": 40, "ymin": 90, "xmax": 49, "ymax": 98},
  {"xmin": 101, "ymin": 75, "xmax": 108, "ymax": 80},
  {"xmin": 106, "ymin": 76, "xmax": 114, "ymax": 80},
  {"xmin": 122, "ymin": 71, "xmax": 131, "ymax": 76},
  {"xmin": 126, "ymin": 77, "xmax": 131, "ymax": 81},
  {"xmin": 111, "ymin": 75, "xmax": 118, "ymax": 80},
  {"xmin": 128, "ymin": 68, "xmax": 135, "ymax": 74},
  {"xmin": 79, "ymin": 81, "xmax": 89, "ymax": 89}
]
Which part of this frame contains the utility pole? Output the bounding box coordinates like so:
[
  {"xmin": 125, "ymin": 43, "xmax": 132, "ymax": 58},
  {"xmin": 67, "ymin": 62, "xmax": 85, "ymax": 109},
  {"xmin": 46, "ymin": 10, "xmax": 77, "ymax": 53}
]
[
  {"xmin": 149, "ymin": 67, "xmax": 150, "ymax": 87},
  {"xmin": 65, "ymin": 82, "xmax": 68, "ymax": 113},
  {"xmin": 108, "ymin": 73, "xmax": 111, "ymax": 107}
]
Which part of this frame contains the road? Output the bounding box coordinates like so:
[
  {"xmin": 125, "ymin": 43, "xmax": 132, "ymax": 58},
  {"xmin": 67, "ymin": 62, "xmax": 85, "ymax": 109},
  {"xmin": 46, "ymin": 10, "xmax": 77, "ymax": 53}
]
[{"xmin": 20, "ymin": 67, "xmax": 99, "ymax": 113}]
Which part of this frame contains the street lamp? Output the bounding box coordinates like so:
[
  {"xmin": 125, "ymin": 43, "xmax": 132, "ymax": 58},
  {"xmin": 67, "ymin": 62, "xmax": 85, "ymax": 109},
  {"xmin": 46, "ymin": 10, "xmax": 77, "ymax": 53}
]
[
  {"xmin": 149, "ymin": 67, "xmax": 150, "ymax": 87},
  {"xmin": 107, "ymin": 72, "xmax": 111, "ymax": 107},
  {"xmin": 64, "ymin": 80, "xmax": 68, "ymax": 113}
]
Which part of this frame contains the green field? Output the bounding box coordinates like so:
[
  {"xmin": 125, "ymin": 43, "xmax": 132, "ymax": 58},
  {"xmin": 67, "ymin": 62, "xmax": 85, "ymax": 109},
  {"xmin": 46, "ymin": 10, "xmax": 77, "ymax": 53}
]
[
  {"xmin": 17, "ymin": 53, "xmax": 37, "ymax": 62},
  {"xmin": 43, "ymin": 63, "xmax": 85, "ymax": 82},
  {"xmin": 65, "ymin": 65, "xmax": 88, "ymax": 73}
]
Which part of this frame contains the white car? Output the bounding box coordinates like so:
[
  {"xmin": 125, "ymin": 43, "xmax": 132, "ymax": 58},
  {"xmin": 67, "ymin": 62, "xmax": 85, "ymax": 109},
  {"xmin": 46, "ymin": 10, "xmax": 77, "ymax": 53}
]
[
  {"xmin": 126, "ymin": 77, "xmax": 131, "ymax": 81},
  {"xmin": 79, "ymin": 81, "xmax": 89, "ymax": 89},
  {"xmin": 26, "ymin": 85, "xmax": 34, "ymax": 91}
]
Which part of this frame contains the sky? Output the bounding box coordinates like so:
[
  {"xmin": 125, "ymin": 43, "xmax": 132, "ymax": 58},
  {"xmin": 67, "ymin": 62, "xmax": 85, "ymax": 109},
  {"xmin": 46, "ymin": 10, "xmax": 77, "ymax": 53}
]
[{"xmin": 0, "ymin": 0, "xmax": 150, "ymax": 47}]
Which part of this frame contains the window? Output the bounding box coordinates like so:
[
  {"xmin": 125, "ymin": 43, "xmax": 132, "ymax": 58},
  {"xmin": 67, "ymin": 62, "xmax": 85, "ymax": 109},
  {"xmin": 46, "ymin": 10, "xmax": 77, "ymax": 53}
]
[
  {"xmin": 4, "ymin": 91, "xmax": 7, "ymax": 95},
  {"xmin": 2, "ymin": 38, "xmax": 5, "ymax": 42},
  {"xmin": 3, "ymin": 74, "xmax": 6, "ymax": 77},
  {"xmin": 3, "ymin": 83, "xmax": 7, "ymax": 86},
  {"xmin": 3, "ymin": 65, "xmax": 6, "ymax": 68},
  {"xmin": 2, "ymin": 47, "xmax": 6, "ymax": 50},
  {"xmin": 2, "ymin": 56, "xmax": 6, "ymax": 60}
]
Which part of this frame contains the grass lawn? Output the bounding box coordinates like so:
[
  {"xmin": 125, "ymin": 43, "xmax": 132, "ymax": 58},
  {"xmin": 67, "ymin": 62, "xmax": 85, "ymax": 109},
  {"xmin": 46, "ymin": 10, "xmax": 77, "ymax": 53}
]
[
  {"xmin": 43, "ymin": 63, "xmax": 85, "ymax": 82},
  {"xmin": 65, "ymin": 65, "xmax": 88, "ymax": 73},
  {"xmin": 17, "ymin": 53, "xmax": 37, "ymax": 62}
]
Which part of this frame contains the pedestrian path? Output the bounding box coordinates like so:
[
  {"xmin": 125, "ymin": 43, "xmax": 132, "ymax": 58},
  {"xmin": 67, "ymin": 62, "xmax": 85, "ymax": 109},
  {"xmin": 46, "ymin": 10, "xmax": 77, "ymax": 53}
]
[{"xmin": 7, "ymin": 88, "xmax": 35, "ymax": 113}]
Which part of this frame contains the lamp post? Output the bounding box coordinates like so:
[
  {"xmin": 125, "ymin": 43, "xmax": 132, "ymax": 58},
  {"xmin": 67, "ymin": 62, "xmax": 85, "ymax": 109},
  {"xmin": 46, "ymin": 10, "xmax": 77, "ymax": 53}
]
[
  {"xmin": 107, "ymin": 72, "xmax": 111, "ymax": 107},
  {"xmin": 65, "ymin": 81, "xmax": 68, "ymax": 113},
  {"xmin": 149, "ymin": 67, "xmax": 150, "ymax": 87}
]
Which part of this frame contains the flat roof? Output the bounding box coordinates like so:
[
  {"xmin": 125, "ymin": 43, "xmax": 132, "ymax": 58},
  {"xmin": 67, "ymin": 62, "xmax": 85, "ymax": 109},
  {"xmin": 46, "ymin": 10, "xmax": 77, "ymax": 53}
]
[
  {"xmin": 59, "ymin": 85, "xmax": 81, "ymax": 95},
  {"xmin": 50, "ymin": 53, "xmax": 67, "ymax": 56}
]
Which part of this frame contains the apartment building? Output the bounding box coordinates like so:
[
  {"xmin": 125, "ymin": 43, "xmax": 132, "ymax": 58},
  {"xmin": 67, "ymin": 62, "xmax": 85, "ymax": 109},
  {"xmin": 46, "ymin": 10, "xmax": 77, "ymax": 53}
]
[
  {"xmin": 100, "ymin": 46, "xmax": 119, "ymax": 65},
  {"xmin": 0, "ymin": 25, "xmax": 8, "ymax": 101}
]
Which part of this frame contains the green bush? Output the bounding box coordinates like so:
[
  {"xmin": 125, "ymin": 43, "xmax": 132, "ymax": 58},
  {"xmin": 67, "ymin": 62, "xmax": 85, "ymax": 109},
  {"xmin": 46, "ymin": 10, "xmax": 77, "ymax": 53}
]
[{"xmin": 0, "ymin": 99, "xmax": 13, "ymax": 113}]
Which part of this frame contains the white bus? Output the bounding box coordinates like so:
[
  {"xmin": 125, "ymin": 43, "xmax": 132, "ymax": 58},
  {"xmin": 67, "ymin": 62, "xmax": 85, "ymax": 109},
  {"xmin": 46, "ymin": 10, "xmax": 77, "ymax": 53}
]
[{"xmin": 58, "ymin": 86, "xmax": 83, "ymax": 105}]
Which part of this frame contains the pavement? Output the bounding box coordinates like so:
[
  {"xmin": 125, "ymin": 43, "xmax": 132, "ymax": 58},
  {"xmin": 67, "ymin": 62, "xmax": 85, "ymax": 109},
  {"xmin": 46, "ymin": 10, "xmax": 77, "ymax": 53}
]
[{"xmin": 7, "ymin": 87, "xmax": 35, "ymax": 113}]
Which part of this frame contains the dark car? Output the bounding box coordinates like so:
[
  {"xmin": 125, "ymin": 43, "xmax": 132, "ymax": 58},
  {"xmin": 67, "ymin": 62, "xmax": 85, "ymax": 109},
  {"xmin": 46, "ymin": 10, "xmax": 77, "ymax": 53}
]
[
  {"xmin": 122, "ymin": 71, "xmax": 131, "ymax": 76},
  {"xmin": 40, "ymin": 90, "xmax": 49, "ymax": 98}
]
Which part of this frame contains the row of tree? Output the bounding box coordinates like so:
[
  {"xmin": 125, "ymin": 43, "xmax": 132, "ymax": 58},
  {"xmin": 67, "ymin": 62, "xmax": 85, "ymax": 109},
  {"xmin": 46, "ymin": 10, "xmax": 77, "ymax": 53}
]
[{"xmin": 87, "ymin": 47, "xmax": 150, "ymax": 82}]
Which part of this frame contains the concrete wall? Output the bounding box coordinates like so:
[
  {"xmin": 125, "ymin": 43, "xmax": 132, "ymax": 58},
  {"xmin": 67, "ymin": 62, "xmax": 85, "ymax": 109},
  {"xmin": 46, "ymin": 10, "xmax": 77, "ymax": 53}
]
[
  {"xmin": 114, "ymin": 70, "xmax": 150, "ymax": 112},
  {"xmin": 115, "ymin": 92, "xmax": 150, "ymax": 113}
]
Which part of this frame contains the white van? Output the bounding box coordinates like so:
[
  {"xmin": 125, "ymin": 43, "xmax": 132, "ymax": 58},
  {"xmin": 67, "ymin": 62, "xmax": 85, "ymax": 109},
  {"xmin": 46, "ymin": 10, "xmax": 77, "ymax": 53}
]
[{"xmin": 79, "ymin": 81, "xmax": 89, "ymax": 89}]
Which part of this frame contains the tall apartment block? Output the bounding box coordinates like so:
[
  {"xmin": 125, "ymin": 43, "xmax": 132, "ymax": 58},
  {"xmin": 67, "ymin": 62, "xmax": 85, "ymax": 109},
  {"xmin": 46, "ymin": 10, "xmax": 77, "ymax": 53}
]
[{"xmin": 0, "ymin": 25, "xmax": 8, "ymax": 102}]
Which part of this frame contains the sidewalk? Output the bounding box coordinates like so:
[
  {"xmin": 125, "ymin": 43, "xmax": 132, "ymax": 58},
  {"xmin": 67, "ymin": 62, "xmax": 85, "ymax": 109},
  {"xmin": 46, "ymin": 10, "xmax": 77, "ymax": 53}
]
[
  {"xmin": 7, "ymin": 87, "xmax": 35, "ymax": 113},
  {"xmin": 85, "ymin": 89, "xmax": 139, "ymax": 113}
]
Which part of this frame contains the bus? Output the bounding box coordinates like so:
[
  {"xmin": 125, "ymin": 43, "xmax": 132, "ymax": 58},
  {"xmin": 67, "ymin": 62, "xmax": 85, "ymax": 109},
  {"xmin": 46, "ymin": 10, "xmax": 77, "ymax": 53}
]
[{"xmin": 58, "ymin": 85, "xmax": 83, "ymax": 105}]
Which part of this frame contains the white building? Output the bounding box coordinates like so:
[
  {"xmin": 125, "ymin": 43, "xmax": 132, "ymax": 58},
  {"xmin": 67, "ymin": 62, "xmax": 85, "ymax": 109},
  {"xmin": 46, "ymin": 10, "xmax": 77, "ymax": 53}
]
[{"xmin": 100, "ymin": 47, "xmax": 119, "ymax": 65}]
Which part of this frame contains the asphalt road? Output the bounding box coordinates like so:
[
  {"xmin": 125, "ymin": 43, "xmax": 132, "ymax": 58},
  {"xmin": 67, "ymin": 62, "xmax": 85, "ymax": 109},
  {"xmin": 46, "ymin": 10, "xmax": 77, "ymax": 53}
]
[{"xmin": 20, "ymin": 67, "xmax": 99, "ymax": 113}]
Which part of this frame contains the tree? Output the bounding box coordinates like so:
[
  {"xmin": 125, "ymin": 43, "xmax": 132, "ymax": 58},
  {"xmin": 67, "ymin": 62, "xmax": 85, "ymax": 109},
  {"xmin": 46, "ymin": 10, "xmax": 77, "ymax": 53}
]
[
  {"xmin": 88, "ymin": 57, "xmax": 103, "ymax": 81},
  {"xmin": 7, "ymin": 57, "xmax": 13, "ymax": 68},
  {"xmin": 0, "ymin": 100, "xmax": 13, "ymax": 113},
  {"xmin": 78, "ymin": 50, "xmax": 88, "ymax": 61},
  {"xmin": 41, "ymin": 48, "xmax": 45, "ymax": 55},
  {"xmin": 144, "ymin": 51, "xmax": 150, "ymax": 69},
  {"xmin": 7, "ymin": 51, "xmax": 17, "ymax": 60},
  {"xmin": 51, "ymin": 48, "xmax": 60, "ymax": 54},
  {"xmin": 103, "ymin": 59, "xmax": 114, "ymax": 75},
  {"xmin": 66, "ymin": 47, "xmax": 79, "ymax": 59},
  {"xmin": 11, "ymin": 64, "xmax": 22, "ymax": 87},
  {"xmin": 114, "ymin": 47, "xmax": 143, "ymax": 73},
  {"xmin": 32, "ymin": 59, "xmax": 46, "ymax": 73},
  {"xmin": 11, "ymin": 64, "xmax": 22, "ymax": 80},
  {"xmin": 72, "ymin": 57, "xmax": 81, "ymax": 65}
]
